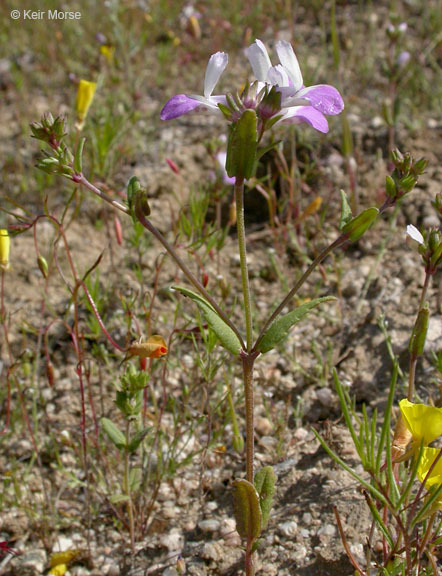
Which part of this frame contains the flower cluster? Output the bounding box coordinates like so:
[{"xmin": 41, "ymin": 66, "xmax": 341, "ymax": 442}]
[{"xmin": 161, "ymin": 39, "xmax": 343, "ymax": 134}]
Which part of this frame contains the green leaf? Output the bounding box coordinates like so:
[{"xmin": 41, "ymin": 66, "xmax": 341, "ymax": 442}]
[
  {"xmin": 128, "ymin": 426, "xmax": 152, "ymax": 453},
  {"xmin": 73, "ymin": 137, "xmax": 85, "ymax": 174},
  {"xmin": 233, "ymin": 478, "xmax": 262, "ymax": 541},
  {"xmin": 226, "ymin": 109, "xmax": 257, "ymax": 180},
  {"xmin": 101, "ymin": 417, "xmax": 126, "ymax": 450},
  {"xmin": 342, "ymin": 207, "xmax": 379, "ymax": 242},
  {"xmin": 257, "ymin": 296, "xmax": 336, "ymax": 354},
  {"xmin": 172, "ymin": 285, "xmax": 242, "ymax": 355},
  {"xmin": 109, "ymin": 493, "xmax": 130, "ymax": 504},
  {"xmin": 339, "ymin": 189, "xmax": 353, "ymax": 229},
  {"xmin": 254, "ymin": 466, "xmax": 276, "ymax": 529},
  {"xmin": 129, "ymin": 467, "xmax": 142, "ymax": 492},
  {"xmin": 255, "ymin": 140, "xmax": 282, "ymax": 163}
]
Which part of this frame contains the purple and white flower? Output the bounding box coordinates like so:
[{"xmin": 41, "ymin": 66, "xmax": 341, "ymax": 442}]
[
  {"xmin": 245, "ymin": 39, "xmax": 344, "ymax": 133},
  {"xmin": 161, "ymin": 52, "xmax": 228, "ymax": 120}
]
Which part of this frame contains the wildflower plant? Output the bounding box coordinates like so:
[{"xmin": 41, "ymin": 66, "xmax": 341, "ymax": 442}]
[{"xmin": 28, "ymin": 36, "xmax": 432, "ymax": 575}]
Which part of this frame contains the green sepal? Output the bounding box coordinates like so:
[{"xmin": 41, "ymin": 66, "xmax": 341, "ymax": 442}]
[
  {"xmin": 128, "ymin": 426, "xmax": 152, "ymax": 453},
  {"xmin": 172, "ymin": 285, "xmax": 242, "ymax": 355},
  {"xmin": 339, "ymin": 189, "xmax": 353, "ymax": 229},
  {"xmin": 385, "ymin": 175, "xmax": 397, "ymax": 199},
  {"xmin": 226, "ymin": 109, "xmax": 257, "ymax": 180},
  {"xmin": 101, "ymin": 417, "xmax": 126, "ymax": 450},
  {"xmin": 257, "ymin": 296, "xmax": 336, "ymax": 354},
  {"xmin": 73, "ymin": 137, "xmax": 86, "ymax": 174},
  {"xmin": 254, "ymin": 466, "xmax": 276, "ymax": 529},
  {"xmin": 408, "ymin": 304, "xmax": 429, "ymax": 356},
  {"xmin": 233, "ymin": 478, "xmax": 262, "ymax": 541},
  {"xmin": 342, "ymin": 207, "xmax": 379, "ymax": 242}
]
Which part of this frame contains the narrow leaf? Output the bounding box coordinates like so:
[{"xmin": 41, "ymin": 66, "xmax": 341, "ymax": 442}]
[
  {"xmin": 128, "ymin": 426, "xmax": 152, "ymax": 453},
  {"xmin": 339, "ymin": 189, "xmax": 353, "ymax": 229},
  {"xmin": 226, "ymin": 110, "xmax": 257, "ymax": 180},
  {"xmin": 254, "ymin": 466, "xmax": 276, "ymax": 529},
  {"xmin": 73, "ymin": 137, "xmax": 85, "ymax": 174},
  {"xmin": 172, "ymin": 285, "xmax": 242, "ymax": 355},
  {"xmin": 101, "ymin": 417, "xmax": 126, "ymax": 449},
  {"xmin": 233, "ymin": 478, "xmax": 262, "ymax": 541},
  {"xmin": 258, "ymin": 296, "xmax": 336, "ymax": 354}
]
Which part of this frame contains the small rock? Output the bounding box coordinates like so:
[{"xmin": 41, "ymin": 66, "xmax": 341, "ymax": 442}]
[
  {"xmin": 103, "ymin": 561, "xmax": 120, "ymax": 576},
  {"xmin": 315, "ymin": 387, "xmax": 334, "ymax": 407},
  {"xmin": 302, "ymin": 512, "xmax": 312, "ymax": 524},
  {"xmin": 162, "ymin": 569, "xmax": 179, "ymax": 576},
  {"xmin": 198, "ymin": 519, "xmax": 220, "ymax": 533},
  {"xmin": 14, "ymin": 549, "xmax": 47, "ymax": 575},
  {"xmin": 279, "ymin": 520, "xmax": 298, "ymax": 537},
  {"xmin": 160, "ymin": 528, "xmax": 184, "ymax": 552},
  {"xmin": 201, "ymin": 541, "xmax": 223, "ymax": 562},
  {"xmin": 256, "ymin": 416, "xmax": 273, "ymax": 435},
  {"xmin": 317, "ymin": 523, "xmax": 336, "ymax": 537}
]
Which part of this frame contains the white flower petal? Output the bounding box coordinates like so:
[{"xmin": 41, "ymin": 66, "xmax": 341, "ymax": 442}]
[
  {"xmin": 246, "ymin": 39, "xmax": 272, "ymax": 82},
  {"xmin": 204, "ymin": 52, "xmax": 228, "ymax": 98},
  {"xmin": 267, "ymin": 64, "xmax": 290, "ymax": 87},
  {"xmin": 406, "ymin": 224, "xmax": 424, "ymax": 245},
  {"xmin": 275, "ymin": 40, "xmax": 303, "ymax": 91}
]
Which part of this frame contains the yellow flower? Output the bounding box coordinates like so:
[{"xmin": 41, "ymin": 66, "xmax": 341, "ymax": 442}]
[
  {"xmin": 75, "ymin": 80, "xmax": 97, "ymax": 130},
  {"xmin": 49, "ymin": 564, "xmax": 68, "ymax": 576},
  {"xmin": 399, "ymin": 399, "xmax": 442, "ymax": 447},
  {"xmin": 100, "ymin": 44, "xmax": 114, "ymax": 63},
  {"xmin": 124, "ymin": 335, "xmax": 168, "ymax": 361},
  {"xmin": 417, "ymin": 447, "xmax": 442, "ymax": 489},
  {"xmin": 0, "ymin": 229, "xmax": 10, "ymax": 271}
]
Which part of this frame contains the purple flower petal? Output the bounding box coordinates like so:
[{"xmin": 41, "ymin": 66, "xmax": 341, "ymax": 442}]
[
  {"xmin": 296, "ymin": 84, "xmax": 344, "ymax": 115},
  {"xmin": 160, "ymin": 94, "xmax": 202, "ymax": 120},
  {"xmin": 280, "ymin": 106, "xmax": 329, "ymax": 133}
]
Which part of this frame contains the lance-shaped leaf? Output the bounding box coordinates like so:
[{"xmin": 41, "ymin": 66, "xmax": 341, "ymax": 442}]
[
  {"xmin": 233, "ymin": 478, "xmax": 262, "ymax": 541},
  {"xmin": 101, "ymin": 417, "xmax": 126, "ymax": 450},
  {"xmin": 257, "ymin": 296, "xmax": 336, "ymax": 354},
  {"xmin": 408, "ymin": 304, "xmax": 429, "ymax": 357},
  {"xmin": 254, "ymin": 466, "xmax": 276, "ymax": 529},
  {"xmin": 339, "ymin": 189, "xmax": 353, "ymax": 229},
  {"xmin": 342, "ymin": 207, "xmax": 379, "ymax": 242},
  {"xmin": 128, "ymin": 426, "xmax": 152, "ymax": 453},
  {"xmin": 172, "ymin": 285, "xmax": 242, "ymax": 355}
]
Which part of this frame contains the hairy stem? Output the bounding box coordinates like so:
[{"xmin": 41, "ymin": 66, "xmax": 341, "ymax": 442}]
[{"xmin": 235, "ymin": 178, "xmax": 253, "ymax": 351}]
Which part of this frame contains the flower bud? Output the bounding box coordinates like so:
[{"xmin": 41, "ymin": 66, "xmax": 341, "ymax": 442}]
[
  {"xmin": 37, "ymin": 255, "xmax": 49, "ymax": 278},
  {"xmin": 0, "ymin": 229, "xmax": 10, "ymax": 271},
  {"xmin": 408, "ymin": 305, "xmax": 429, "ymax": 357},
  {"xmin": 114, "ymin": 216, "xmax": 123, "ymax": 245}
]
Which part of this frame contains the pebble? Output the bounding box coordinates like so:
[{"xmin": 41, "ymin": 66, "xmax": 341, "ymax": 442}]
[
  {"xmin": 201, "ymin": 541, "xmax": 223, "ymax": 562},
  {"xmin": 317, "ymin": 523, "xmax": 336, "ymax": 537},
  {"xmin": 160, "ymin": 528, "xmax": 184, "ymax": 552},
  {"xmin": 103, "ymin": 561, "xmax": 120, "ymax": 576},
  {"xmin": 15, "ymin": 549, "xmax": 47, "ymax": 575},
  {"xmin": 302, "ymin": 512, "xmax": 312, "ymax": 524},
  {"xmin": 255, "ymin": 416, "xmax": 273, "ymax": 435},
  {"xmin": 198, "ymin": 519, "xmax": 220, "ymax": 533},
  {"xmin": 315, "ymin": 387, "xmax": 334, "ymax": 407},
  {"xmin": 279, "ymin": 520, "xmax": 298, "ymax": 537},
  {"xmin": 220, "ymin": 518, "xmax": 241, "ymax": 546},
  {"xmin": 162, "ymin": 569, "xmax": 179, "ymax": 576}
]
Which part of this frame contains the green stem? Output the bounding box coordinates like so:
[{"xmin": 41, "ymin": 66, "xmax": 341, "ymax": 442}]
[
  {"xmin": 124, "ymin": 421, "xmax": 135, "ymax": 557},
  {"xmin": 254, "ymin": 235, "xmax": 346, "ymax": 352},
  {"xmin": 235, "ymin": 178, "xmax": 253, "ymax": 351},
  {"xmin": 241, "ymin": 352, "xmax": 257, "ymax": 484}
]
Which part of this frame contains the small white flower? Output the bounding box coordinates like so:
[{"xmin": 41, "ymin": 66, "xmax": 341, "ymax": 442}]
[{"xmin": 406, "ymin": 224, "xmax": 424, "ymax": 245}]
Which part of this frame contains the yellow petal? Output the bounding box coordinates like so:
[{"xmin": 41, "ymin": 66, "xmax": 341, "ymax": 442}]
[
  {"xmin": 399, "ymin": 399, "xmax": 442, "ymax": 445},
  {"xmin": 417, "ymin": 447, "xmax": 442, "ymax": 488},
  {"xmin": 75, "ymin": 80, "xmax": 97, "ymax": 128},
  {"xmin": 49, "ymin": 549, "xmax": 81, "ymax": 567},
  {"xmin": 0, "ymin": 229, "xmax": 10, "ymax": 271},
  {"xmin": 48, "ymin": 563, "xmax": 68, "ymax": 576},
  {"xmin": 126, "ymin": 335, "xmax": 168, "ymax": 359},
  {"xmin": 100, "ymin": 44, "xmax": 115, "ymax": 63}
]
